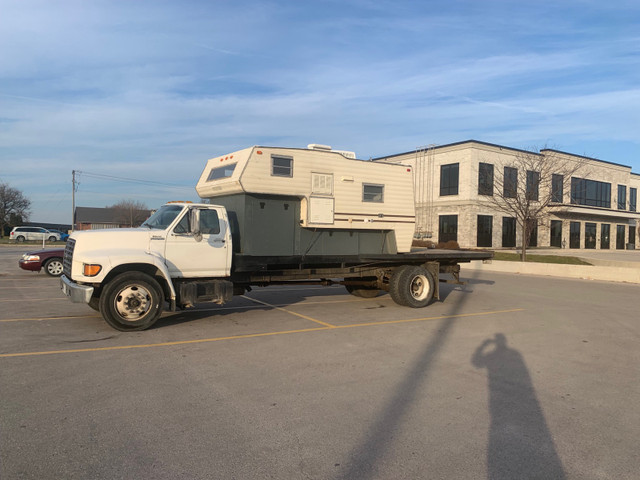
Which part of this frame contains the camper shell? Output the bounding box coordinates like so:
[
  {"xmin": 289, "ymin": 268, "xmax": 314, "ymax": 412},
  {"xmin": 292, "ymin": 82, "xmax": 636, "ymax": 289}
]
[{"xmin": 195, "ymin": 145, "xmax": 416, "ymax": 255}]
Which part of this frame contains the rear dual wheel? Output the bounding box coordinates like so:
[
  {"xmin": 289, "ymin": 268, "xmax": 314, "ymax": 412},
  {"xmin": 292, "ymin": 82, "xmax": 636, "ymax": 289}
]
[{"xmin": 389, "ymin": 265, "xmax": 435, "ymax": 308}]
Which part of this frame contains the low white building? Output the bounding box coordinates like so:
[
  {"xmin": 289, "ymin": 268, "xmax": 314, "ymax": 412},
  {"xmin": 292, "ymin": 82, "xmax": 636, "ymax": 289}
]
[{"xmin": 375, "ymin": 140, "xmax": 640, "ymax": 250}]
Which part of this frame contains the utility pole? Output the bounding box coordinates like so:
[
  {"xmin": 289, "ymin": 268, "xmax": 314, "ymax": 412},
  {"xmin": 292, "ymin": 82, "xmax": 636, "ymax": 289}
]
[{"xmin": 72, "ymin": 170, "xmax": 76, "ymax": 231}]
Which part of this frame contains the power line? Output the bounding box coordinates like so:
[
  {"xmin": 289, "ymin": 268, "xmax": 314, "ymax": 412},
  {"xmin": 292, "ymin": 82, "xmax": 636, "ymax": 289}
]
[{"xmin": 76, "ymin": 170, "xmax": 193, "ymax": 189}]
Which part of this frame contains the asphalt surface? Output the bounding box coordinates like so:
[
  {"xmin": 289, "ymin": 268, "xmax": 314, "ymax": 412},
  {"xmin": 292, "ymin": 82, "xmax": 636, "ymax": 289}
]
[{"xmin": 1, "ymin": 245, "xmax": 639, "ymax": 479}]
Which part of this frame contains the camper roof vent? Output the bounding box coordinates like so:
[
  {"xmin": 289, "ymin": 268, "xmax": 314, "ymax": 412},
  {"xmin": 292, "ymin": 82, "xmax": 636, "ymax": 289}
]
[
  {"xmin": 308, "ymin": 144, "xmax": 357, "ymax": 159},
  {"xmin": 307, "ymin": 144, "xmax": 332, "ymax": 151}
]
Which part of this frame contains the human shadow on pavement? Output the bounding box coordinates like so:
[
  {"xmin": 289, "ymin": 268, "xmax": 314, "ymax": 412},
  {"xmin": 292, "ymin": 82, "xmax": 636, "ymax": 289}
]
[{"xmin": 472, "ymin": 334, "xmax": 566, "ymax": 480}]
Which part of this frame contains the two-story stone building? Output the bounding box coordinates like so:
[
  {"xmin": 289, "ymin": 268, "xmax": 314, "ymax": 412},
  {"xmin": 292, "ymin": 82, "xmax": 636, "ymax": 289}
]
[{"xmin": 375, "ymin": 140, "xmax": 640, "ymax": 250}]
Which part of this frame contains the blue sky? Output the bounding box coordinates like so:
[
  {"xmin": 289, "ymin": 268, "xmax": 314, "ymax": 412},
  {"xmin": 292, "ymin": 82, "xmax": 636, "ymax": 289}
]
[{"xmin": 1, "ymin": 0, "xmax": 639, "ymax": 224}]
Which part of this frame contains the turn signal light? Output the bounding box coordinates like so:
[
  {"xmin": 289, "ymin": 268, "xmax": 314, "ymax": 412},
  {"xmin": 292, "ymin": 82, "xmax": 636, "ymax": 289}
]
[{"xmin": 83, "ymin": 264, "xmax": 102, "ymax": 277}]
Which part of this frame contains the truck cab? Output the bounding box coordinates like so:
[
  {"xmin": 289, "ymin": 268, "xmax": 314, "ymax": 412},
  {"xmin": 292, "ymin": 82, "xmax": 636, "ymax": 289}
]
[{"xmin": 61, "ymin": 202, "xmax": 233, "ymax": 331}]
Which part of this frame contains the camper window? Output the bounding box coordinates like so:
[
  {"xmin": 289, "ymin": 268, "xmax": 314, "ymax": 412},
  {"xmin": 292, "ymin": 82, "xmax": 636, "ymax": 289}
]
[
  {"xmin": 272, "ymin": 155, "xmax": 293, "ymax": 177},
  {"xmin": 207, "ymin": 163, "xmax": 237, "ymax": 182},
  {"xmin": 363, "ymin": 184, "xmax": 384, "ymax": 203}
]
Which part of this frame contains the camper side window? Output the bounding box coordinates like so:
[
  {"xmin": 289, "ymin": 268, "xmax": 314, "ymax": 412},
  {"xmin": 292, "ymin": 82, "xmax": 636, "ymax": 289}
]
[
  {"xmin": 363, "ymin": 184, "xmax": 384, "ymax": 203},
  {"xmin": 272, "ymin": 155, "xmax": 293, "ymax": 177}
]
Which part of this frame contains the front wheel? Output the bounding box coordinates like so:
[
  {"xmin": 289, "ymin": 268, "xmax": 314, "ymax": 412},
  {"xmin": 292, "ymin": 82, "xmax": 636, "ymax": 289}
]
[
  {"xmin": 43, "ymin": 258, "xmax": 64, "ymax": 276},
  {"xmin": 48, "ymin": 236, "xmax": 57, "ymax": 242},
  {"xmin": 99, "ymin": 272, "xmax": 164, "ymax": 331},
  {"xmin": 389, "ymin": 265, "xmax": 435, "ymax": 308}
]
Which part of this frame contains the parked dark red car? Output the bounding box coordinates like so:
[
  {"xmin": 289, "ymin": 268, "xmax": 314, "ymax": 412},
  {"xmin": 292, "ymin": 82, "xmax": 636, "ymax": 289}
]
[{"xmin": 18, "ymin": 249, "xmax": 65, "ymax": 276}]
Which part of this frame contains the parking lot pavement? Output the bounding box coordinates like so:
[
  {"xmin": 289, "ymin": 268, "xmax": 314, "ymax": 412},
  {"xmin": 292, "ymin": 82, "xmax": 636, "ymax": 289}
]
[{"xmin": 1, "ymin": 252, "xmax": 640, "ymax": 479}]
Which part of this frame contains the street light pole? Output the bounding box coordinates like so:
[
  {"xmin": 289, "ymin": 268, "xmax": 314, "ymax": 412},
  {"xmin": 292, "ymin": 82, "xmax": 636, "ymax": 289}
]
[{"xmin": 72, "ymin": 170, "xmax": 76, "ymax": 231}]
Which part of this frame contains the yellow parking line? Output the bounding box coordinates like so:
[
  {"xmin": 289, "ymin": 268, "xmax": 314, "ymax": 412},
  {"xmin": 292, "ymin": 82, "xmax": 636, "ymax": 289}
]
[
  {"xmin": 0, "ymin": 308, "xmax": 524, "ymax": 358},
  {"xmin": 0, "ymin": 297, "xmax": 379, "ymax": 323},
  {"xmin": 242, "ymin": 295, "xmax": 337, "ymax": 328},
  {"xmin": 0, "ymin": 314, "xmax": 102, "ymax": 323}
]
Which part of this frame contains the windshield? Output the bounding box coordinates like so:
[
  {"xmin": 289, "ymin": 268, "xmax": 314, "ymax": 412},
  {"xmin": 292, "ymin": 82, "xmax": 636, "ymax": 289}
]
[{"xmin": 142, "ymin": 205, "xmax": 184, "ymax": 230}]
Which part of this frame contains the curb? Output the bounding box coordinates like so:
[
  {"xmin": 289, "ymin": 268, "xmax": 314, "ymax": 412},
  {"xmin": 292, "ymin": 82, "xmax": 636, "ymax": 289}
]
[{"xmin": 464, "ymin": 260, "xmax": 640, "ymax": 284}]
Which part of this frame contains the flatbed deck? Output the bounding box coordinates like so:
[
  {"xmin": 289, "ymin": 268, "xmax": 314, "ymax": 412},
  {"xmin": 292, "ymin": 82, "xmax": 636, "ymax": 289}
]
[{"xmin": 232, "ymin": 249, "xmax": 493, "ymax": 273}]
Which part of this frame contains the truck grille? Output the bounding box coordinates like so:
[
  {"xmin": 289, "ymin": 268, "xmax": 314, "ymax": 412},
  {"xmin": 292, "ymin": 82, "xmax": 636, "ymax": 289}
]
[{"xmin": 63, "ymin": 238, "xmax": 75, "ymax": 278}]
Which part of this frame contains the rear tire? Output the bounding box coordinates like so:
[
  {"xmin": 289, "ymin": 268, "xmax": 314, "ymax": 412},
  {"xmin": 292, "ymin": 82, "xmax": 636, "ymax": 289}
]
[
  {"xmin": 99, "ymin": 272, "xmax": 163, "ymax": 331},
  {"xmin": 43, "ymin": 258, "xmax": 64, "ymax": 276},
  {"xmin": 345, "ymin": 285, "xmax": 380, "ymax": 298},
  {"xmin": 16, "ymin": 235, "xmax": 25, "ymax": 242},
  {"xmin": 389, "ymin": 265, "xmax": 435, "ymax": 308}
]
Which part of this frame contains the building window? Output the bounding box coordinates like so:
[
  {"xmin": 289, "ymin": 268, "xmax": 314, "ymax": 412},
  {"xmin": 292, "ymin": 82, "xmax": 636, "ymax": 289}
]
[
  {"xmin": 570, "ymin": 178, "xmax": 611, "ymax": 208},
  {"xmin": 616, "ymin": 225, "xmax": 626, "ymax": 249},
  {"xmin": 550, "ymin": 220, "xmax": 563, "ymax": 247},
  {"xmin": 528, "ymin": 221, "xmax": 538, "ymax": 247},
  {"xmin": 438, "ymin": 215, "xmax": 458, "ymax": 243},
  {"xmin": 362, "ymin": 184, "xmax": 384, "ymax": 203},
  {"xmin": 585, "ymin": 223, "xmax": 597, "ymax": 249},
  {"xmin": 271, "ymin": 155, "xmax": 293, "ymax": 177},
  {"xmin": 477, "ymin": 215, "xmax": 493, "ymax": 247},
  {"xmin": 570, "ymin": 222, "xmax": 581, "ymax": 249},
  {"xmin": 601, "ymin": 224, "xmax": 610, "ymax": 249},
  {"xmin": 502, "ymin": 217, "xmax": 516, "ymax": 247},
  {"xmin": 526, "ymin": 170, "xmax": 540, "ymax": 201},
  {"xmin": 551, "ymin": 174, "xmax": 563, "ymax": 203},
  {"xmin": 630, "ymin": 188, "xmax": 637, "ymax": 212},
  {"xmin": 503, "ymin": 167, "xmax": 517, "ymax": 199},
  {"xmin": 478, "ymin": 163, "xmax": 494, "ymax": 196},
  {"xmin": 629, "ymin": 226, "xmax": 636, "ymax": 247},
  {"xmin": 440, "ymin": 163, "xmax": 459, "ymax": 196},
  {"xmin": 618, "ymin": 185, "xmax": 627, "ymax": 210}
]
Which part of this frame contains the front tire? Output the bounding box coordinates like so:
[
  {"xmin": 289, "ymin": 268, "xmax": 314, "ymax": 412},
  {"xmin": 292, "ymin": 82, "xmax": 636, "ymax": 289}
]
[
  {"xmin": 48, "ymin": 236, "xmax": 57, "ymax": 242},
  {"xmin": 99, "ymin": 272, "xmax": 164, "ymax": 331},
  {"xmin": 43, "ymin": 258, "xmax": 64, "ymax": 276},
  {"xmin": 389, "ymin": 265, "xmax": 435, "ymax": 308}
]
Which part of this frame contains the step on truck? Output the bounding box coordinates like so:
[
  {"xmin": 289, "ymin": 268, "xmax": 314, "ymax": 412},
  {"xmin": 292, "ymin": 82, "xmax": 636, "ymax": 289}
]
[{"xmin": 60, "ymin": 144, "xmax": 493, "ymax": 331}]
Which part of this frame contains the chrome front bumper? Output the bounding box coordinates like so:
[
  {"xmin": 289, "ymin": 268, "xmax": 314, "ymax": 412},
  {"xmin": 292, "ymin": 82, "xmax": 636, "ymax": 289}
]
[{"xmin": 60, "ymin": 275, "xmax": 94, "ymax": 304}]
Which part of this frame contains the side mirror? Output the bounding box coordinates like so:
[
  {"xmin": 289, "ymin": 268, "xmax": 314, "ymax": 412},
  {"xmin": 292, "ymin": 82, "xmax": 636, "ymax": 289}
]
[{"xmin": 190, "ymin": 208, "xmax": 203, "ymax": 242}]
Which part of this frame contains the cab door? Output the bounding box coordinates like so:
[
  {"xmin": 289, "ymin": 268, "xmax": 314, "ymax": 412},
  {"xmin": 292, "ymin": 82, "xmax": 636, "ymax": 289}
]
[{"xmin": 164, "ymin": 207, "xmax": 231, "ymax": 278}]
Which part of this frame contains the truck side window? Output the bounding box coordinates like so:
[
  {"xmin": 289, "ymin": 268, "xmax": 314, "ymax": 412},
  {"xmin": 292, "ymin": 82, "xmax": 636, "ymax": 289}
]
[
  {"xmin": 363, "ymin": 184, "xmax": 384, "ymax": 203},
  {"xmin": 272, "ymin": 155, "xmax": 293, "ymax": 177},
  {"xmin": 173, "ymin": 213, "xmax": 190, "ymax": 234},
  {"xmin": 200, "ymin": 209, "xmax": 220, "ymax": 235}
]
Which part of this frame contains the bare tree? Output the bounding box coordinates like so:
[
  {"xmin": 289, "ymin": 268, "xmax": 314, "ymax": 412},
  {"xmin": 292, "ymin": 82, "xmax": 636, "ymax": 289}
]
[
  {"xmin": 484, "ymin": 148, "xmax": 588, "ymax": 261},
  {"xmin": 108, "ymin": 199, "xmax": 150, "ymax": 228},
  {"xmin": 0, "ymin": 181, "xmax": 31, "ymax": 237}
]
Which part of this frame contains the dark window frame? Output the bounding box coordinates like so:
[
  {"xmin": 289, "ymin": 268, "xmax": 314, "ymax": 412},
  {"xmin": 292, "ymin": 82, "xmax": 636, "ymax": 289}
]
[
  {"xmin": 478, "ymin": 163, "xmax": 494, "ymax": 196},
  {"xmin": 502, "ymin": 217, "xmax": 516, "ymax": 248},
  {"xmin": 550, "ymin": 220, "xmax": 563, "ymax": 247},
  {"xmin": 362, "ymin": 183, "xmax": 384, "ymax": 203},
  {"xmin": 570, "ymin": 177, "xmax": 611, "ymax": 208},
  {"xmin": 630, "ymin": 188, "xmax": 637, "ymax": 212},
  {"xmin": 438, "ymin": 214, "xmax": 458, "ymax": 243},
  {"xmin": 503, "ymin": 167, "xmax": 518, "ymax": 199},
  {"xmin": 477, "ymin": 215, "xmax": 493, "ymax": 247},
  {"xmin": 271, "ymin": 155, "xmax": 293, "ymax": 177},
  {"xmin": 551, "ymin": 174, "xmax": 564, "ymax": 203},
  {"xmin": 526, "ymin": 170, "xmax": 540, "ymax": 201},
  {"xmin": 618, "ymin": 185, "xmax": 627, "ymax": 210},
  {"xmin": 440, "ymin": 163, "xmax": 459, "ymax": 196}
]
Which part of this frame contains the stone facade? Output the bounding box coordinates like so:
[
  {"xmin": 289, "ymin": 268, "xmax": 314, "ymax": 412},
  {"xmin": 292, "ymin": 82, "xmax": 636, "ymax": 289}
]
[{"xmin": 376, "ymin": 140, "xmax": 640, "ymax": 250}]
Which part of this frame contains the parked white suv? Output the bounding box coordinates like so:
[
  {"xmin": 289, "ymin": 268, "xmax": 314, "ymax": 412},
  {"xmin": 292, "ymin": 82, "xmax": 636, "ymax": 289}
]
[{"xmin": 10, "ymin": 227, "xmax": 61, "ymax": 242}]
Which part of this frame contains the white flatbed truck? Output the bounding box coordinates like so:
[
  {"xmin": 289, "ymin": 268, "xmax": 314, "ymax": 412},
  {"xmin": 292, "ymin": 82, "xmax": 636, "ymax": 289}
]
[{"xmin": 60, "ymin": 145, "xmax": 492, "ymax": 331}]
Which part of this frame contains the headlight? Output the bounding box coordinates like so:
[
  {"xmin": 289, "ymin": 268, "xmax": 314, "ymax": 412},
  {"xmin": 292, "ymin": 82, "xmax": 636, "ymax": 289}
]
[{"xmin": 22, "ymin": 255, "xmax": 40, "ymax": 261}]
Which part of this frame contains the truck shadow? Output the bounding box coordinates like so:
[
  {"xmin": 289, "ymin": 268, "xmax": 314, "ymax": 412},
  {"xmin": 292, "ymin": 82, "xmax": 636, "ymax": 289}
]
[{"xmin": 472, "ymin": 333, "xmax": 566, "ymax": 479}]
